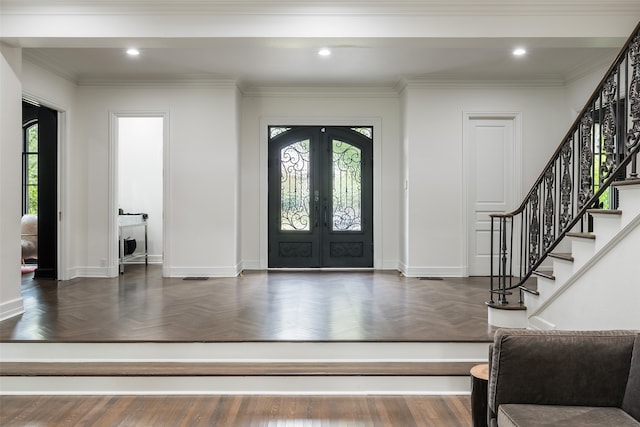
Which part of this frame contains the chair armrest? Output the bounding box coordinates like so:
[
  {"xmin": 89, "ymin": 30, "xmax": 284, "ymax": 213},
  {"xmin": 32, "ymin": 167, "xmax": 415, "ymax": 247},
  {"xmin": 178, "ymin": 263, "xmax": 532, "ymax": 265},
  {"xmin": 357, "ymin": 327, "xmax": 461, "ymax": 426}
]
[{"xmin": 488, "ymin": 329, "xmax": 638, "ymax": 414}]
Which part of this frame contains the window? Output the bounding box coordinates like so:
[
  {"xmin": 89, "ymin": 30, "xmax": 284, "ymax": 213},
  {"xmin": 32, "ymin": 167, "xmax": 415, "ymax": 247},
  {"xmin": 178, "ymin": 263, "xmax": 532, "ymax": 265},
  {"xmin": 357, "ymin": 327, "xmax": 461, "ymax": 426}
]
[{"xmin": 23, "ymin": 120, "xmax": 38, "ymax": 215}]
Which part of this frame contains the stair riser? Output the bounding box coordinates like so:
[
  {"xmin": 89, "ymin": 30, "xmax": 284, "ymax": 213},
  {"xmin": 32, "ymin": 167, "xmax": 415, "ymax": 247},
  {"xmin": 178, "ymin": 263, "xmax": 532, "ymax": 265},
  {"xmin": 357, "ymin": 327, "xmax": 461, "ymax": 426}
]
[
  {"xmin": 0, "ymin": 342, "xmax": 488, "ymax": 363},
  {"xmin": 550, "ymin": 259, "xmax": 574, "ymax": 284},
  {"xmin": 617, "ymin": 186, "xmax": 640, "ymax": 227},
  {"xmin": 569, "ymin": 238, "xmax": 596, "ymax": 268},
  {"xmin": 535, "ymin": 276, "xmax": 556, "ymax": 299},
  {"xmin": 523, "ymin": 293, "xmax": 539, "ymax": 313},
  {"xmin": 590, "ymin": 216, "xmax": 622, "ymax": 252},
  {"xmin": 487, "ymin": 307, "xmax": 527, "ymax": 329},
  {"xmin": 0, "ymin": 375, "xmax": 472, "ymax": 396}
]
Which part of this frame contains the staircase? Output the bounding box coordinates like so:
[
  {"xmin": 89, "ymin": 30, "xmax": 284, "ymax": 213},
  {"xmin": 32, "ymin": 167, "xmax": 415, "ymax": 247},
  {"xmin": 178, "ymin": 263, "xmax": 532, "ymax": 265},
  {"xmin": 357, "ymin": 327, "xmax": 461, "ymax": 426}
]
[
  {"xmin": 489, "ymin": 179, "xmax": 640, "ymax": 329},
  {"xmin": 488, "ymin": 20, "xmax": 640, "ymax": 329}
]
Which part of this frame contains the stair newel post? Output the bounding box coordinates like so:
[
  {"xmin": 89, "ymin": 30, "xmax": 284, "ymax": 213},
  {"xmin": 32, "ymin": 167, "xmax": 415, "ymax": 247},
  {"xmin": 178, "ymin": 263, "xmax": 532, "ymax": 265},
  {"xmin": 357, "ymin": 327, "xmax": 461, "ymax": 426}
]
[
  {"xmin": 489, "ymin": 215, "xmax": 496, "ymax": 304},
  {"xmin": 510, "ymin": 217, "xmax": 523, "ymax": 304},
  {"xmin": 499, "ymin": 216, "xmax": 509, "ymax": 304}
]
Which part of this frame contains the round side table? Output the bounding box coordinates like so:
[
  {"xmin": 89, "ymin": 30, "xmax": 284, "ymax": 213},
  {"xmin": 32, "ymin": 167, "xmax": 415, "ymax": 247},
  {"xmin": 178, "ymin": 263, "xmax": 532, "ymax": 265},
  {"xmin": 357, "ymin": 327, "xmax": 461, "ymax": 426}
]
[{"xmin": 470, "ymin": 363, "xmax": 489, "ymax": 427}]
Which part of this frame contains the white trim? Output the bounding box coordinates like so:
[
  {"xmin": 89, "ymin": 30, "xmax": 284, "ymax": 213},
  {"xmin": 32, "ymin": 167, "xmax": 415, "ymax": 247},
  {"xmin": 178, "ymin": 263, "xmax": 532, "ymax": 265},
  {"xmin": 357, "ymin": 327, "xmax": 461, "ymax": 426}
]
[
  {"xmin": 528, "ymin": 316, "xmax": 557, "ymax": 330},
  {"xmin": 2, "ymin": 1, "xmax": 638, "ymax": 16},
  {"xmin": 487, "ymin": 306, "xmax": 528, "ymax": 328},
  {"xmin": 241, "ymin": 259, "xmax": 262, "ymax": 270},
  {"xmin": 399, "ymin": 266, "xmax": 468, "ymax": 278},
  {"xmin": 462, "ymin": 112, "xmax": 523, "ymax": 276},
  {"xmin": 74, "ymin": 267, "xmax": 112, "ymax": 278},
  {"xmin": 0, "ymin": 298, "xmax": 24, "ymax": 321},
  {"xmin": 259, "ymin": 117, "xmax": 383, "ymax": 270},
  {"xmin": 165, "ymin": 265, "xmax": 242, "ymax": 278},
  {"xmin": 108, "ymin": 111, "xmax": 170, "ymax": 278},
  {"xmin": 0, "ymin": 376, "xmax": 471, "ymax": 396},
  {"xmin": 0, "ymin": 341, "xmax": 489, "ymax": 362}
]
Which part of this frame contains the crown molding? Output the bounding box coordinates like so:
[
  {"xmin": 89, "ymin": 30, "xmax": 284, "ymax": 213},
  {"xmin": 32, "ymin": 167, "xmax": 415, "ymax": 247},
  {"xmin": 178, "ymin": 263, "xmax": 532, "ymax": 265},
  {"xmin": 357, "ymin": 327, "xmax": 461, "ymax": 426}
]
[
  {"xmin": 241, "ymin": 84, "xmax": 400, "ymax": 98},
  {"xmin": 399, "ymin": 77, "xmax": 566, "ymax": 92},
  {"xmin": 1, "ymin": 0, "xmax": 639, "ymax": 16},
  {"xmin": 23, "ymin": 50, "xmax": 77, "ymax": 83},
  {"xmin": 76, "ymin": 76, "xmax": 240, "ymax": 88}
]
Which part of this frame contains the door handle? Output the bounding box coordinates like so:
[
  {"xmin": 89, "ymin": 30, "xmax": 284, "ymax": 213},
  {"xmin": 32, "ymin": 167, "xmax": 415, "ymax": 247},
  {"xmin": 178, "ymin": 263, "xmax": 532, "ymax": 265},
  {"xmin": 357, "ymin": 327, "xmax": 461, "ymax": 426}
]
[
  {"xmin": 324, "ymin": 205, "xmax": 328, "ymax": 228},
  {"xmin": 314, "ymin": 190, "xmax": 319, "ymax": 229}
]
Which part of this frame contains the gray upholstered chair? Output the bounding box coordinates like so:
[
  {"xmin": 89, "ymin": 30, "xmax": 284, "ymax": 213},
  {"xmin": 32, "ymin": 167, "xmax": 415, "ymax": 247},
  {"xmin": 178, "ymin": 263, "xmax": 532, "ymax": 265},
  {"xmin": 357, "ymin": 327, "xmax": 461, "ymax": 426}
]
[{"xmin": 488, "ymin": 328, "xmax": 640, "ymax": 426}]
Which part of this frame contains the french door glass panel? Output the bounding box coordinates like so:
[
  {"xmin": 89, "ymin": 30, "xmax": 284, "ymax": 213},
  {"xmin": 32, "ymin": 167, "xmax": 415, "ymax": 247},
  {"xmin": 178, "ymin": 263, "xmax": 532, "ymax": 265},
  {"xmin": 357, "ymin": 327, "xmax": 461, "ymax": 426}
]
[
  {"xmin": 280, "ymin": 139, "xmax": 311, "ymax": 231},
  {"xmin": 332, "ymin": 139, "xmax": 362, "ymax": 232}
]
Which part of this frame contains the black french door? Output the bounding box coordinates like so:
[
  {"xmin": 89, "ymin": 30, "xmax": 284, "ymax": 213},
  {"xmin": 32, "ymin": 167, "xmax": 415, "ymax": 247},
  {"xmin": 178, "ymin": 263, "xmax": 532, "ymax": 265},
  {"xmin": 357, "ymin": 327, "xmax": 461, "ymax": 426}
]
[
  {"xmin": 268, "ymin": 126, "xmax": 373, "ymax": 268},
  {"xmin": 22, "ymin": 101, "xmax": 58, "ymax": 279}
]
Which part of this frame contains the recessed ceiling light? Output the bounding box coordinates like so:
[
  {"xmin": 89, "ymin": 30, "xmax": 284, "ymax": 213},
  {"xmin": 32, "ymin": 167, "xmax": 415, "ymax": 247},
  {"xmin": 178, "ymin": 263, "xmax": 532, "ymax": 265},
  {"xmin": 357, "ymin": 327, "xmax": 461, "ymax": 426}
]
[
  {"xmin": 513, "ymin": 48, "xmax": 526, "ymax": 56},
  {"xmin": 318, "ymin": 48, "xmax": 331, "ymax": 57},
  {"xmin": 126, "ymin": 48, "xmax": 140, "ymax": 56}
]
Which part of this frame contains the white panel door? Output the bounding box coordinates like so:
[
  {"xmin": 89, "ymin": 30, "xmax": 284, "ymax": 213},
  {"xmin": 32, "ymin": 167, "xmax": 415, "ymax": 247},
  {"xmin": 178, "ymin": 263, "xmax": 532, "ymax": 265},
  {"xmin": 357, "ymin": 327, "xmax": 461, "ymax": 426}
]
[{"xmin": 467, "ymin": 118, "xmax": 515, "ymax": 276}]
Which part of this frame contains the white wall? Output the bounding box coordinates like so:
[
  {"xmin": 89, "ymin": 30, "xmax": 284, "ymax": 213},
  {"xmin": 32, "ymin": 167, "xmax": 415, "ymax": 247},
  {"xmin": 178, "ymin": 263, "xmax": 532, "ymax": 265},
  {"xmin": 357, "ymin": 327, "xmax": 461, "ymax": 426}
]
[
  {"xmin": 239, "ymin": 89, "xmax": 401, "ymax": 270},
  {"xmin": 400, "ymin": 82, "xmax": 573, "ymax": 277},
  {"xmin": 21, "ymin": 59, "xmax": 82, "ymax": 280},
  {"xmin": 3, "ymin": 56, "xmax": 609, "ymax": 290},
  {"xmin": 0, "ymin": 45, "xmax": 24, "ymax": 320},
  {"xmin": 77, "ymin": 82, "xmax": 240, "ymax": 277},
  {"xmin": 118, "ymin": 117, "xmax": 164, "ymax": 263},
  {"xmin": 565, "ymin": 64, "xmax": 610, "ymax": 116}
]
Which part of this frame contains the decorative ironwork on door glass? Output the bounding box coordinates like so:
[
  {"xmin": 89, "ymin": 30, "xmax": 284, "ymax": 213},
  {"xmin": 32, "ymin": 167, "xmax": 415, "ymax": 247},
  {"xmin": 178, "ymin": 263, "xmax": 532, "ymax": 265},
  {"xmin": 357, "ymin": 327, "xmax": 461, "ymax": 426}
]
[
  {"xmin": 351, "ymin": 127, "xmax": 372, "ymax": 139},
  {"xmin": 332, "ymin": 139, "xmax": 362, "ymax": 231},
  {"xmin": 270, "ymin": 127, "xmax": 291, "ymax": 139},
  {"xmin": 280, "ymin": 139, "xmax": 310, "ymax": 231}
]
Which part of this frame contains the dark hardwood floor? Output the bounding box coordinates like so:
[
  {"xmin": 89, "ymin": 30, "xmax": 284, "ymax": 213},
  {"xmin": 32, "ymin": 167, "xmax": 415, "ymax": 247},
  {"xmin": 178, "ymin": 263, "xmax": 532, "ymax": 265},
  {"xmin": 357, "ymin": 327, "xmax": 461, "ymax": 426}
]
[
  {"xmin": 1, "ymin": 265, "xmax": 495, "ymax": 342},
  {"xmin": 0, "ymin": 395, "xmax": 472, "ymax": 426}
]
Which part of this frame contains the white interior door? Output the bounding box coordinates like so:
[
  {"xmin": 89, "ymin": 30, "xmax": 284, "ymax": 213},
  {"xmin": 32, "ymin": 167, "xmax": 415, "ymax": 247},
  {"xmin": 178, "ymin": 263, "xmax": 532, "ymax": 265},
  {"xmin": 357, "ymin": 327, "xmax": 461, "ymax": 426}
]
[{"xmin": 466, "ymin": 116, "xmax": 517, "ymax": 276}]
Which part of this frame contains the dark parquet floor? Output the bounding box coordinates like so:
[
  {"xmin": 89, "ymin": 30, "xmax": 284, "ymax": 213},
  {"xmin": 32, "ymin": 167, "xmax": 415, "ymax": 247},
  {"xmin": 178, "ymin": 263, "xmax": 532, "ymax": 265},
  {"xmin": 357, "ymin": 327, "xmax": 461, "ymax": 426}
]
[{"xmin": 1, "ymin": 265, "xmax": 496, "ymax": 342}]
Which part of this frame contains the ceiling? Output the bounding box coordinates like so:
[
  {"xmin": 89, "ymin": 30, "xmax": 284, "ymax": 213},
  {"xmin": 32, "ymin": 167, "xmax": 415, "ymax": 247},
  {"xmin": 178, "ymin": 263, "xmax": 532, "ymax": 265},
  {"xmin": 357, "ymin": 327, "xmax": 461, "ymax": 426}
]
[
  {"xmin": 23, "ymin": 39, "xmax": 623, "ymax": 88},
  {"xmin": 3, "ymin": 0, "xmax": 639, "ymax": 88}
]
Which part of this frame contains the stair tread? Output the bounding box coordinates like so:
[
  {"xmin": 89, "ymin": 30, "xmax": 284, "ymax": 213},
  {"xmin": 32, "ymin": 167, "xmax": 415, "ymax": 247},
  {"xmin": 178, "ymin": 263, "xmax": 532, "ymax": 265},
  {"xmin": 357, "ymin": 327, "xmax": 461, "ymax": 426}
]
[
  {"xmin": 486, "ymin": 302, "xmax": 527, "ymax": 311},
  {"xmin": 565, "ymin": 232, "xmax": 596, "ymax": 240},
  {"xmin": 612, "ymin": 178, "xmax": 640, "ymax": 187},
  {"xmin": 586, "ymin": 209, "xmax": 622, "ymax": 215},
  {"xmin": 0, "ymin": 361, "xmax": 477, "ymax": 377},
  {"xmin": 532, "ymin": 270, "xmax": 555, "ymax": 280},
  {"xmin": 549, "ymin": 252, "xmax": 574, "ymax": 262}
]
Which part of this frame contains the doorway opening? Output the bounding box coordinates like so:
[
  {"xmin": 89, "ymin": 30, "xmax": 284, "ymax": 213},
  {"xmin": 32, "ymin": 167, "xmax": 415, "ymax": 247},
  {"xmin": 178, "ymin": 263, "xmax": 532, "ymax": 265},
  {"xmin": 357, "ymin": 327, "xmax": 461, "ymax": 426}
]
[
  {"xmin": 116, "ymin": 116, "xmax": 164, "ymax": 273},
  {"xmin": 268, "ymin": 126, "xmax": 373, "ymax": 268},
  {"xmin": 21, "ymin": 100, "xmax": 58, "ymax": 279}
]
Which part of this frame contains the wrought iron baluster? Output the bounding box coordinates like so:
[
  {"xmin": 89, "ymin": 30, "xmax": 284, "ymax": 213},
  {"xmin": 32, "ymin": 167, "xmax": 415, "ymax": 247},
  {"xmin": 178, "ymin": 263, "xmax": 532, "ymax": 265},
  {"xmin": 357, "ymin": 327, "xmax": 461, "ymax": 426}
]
[
  {"xmin": 529, "ymin": 190, "xmax": 539, "ymax": 269},
  {"xmin": 560, "ymin": 140, "xmax": 573, "ymax": 231},
  {"xmin": 601, "ymin": 75, "xmax": 618, "ymax": 183},
  {"xmin": 543, "ymin": 167, "xmax": 555, "ymax": 251},
  {"xmin": 579, "ymin": 113, "xmax": 594, "ymax": 209},
  {"xmin": 628, "ymin": 35, "xmax": 640, "ymax": 178}
]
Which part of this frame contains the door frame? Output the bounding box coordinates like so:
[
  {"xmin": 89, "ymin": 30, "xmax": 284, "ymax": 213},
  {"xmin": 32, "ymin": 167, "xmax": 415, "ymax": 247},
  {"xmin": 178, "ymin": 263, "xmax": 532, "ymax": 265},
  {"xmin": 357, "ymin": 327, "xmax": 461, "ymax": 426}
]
[
  {"xmin": 108, "ymin": 111, "xmax": 170, "ymax": 277},
  {"xmin": 462, "ymin": 112, "xmax": 522, "ymax": 276},
  {"xmin": 259, "ymin": 117, "xmax": 382, "ymax": 269},
  {"xmin": 22, "ymin": 92, "xmax": 66, "ymax": 280}
]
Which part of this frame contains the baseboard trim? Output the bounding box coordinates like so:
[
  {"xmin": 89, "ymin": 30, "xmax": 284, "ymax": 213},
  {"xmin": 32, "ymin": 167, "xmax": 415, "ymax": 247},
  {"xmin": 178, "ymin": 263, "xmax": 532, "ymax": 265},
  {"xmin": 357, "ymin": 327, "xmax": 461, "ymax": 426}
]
[
  {"xmin": 528, "ymin": 316, "xmax": 556, "ymax": 330},
  {"xmin": 400, "ymin": 266, "xmax": 466, "ymax": 278},
  {"xmin": 0, "ymin": 298, "xmax": 24, "ymax": 322},
  {"xmin": 166, "ymin": 265, "xmax": 242, "ymax": 278}
]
